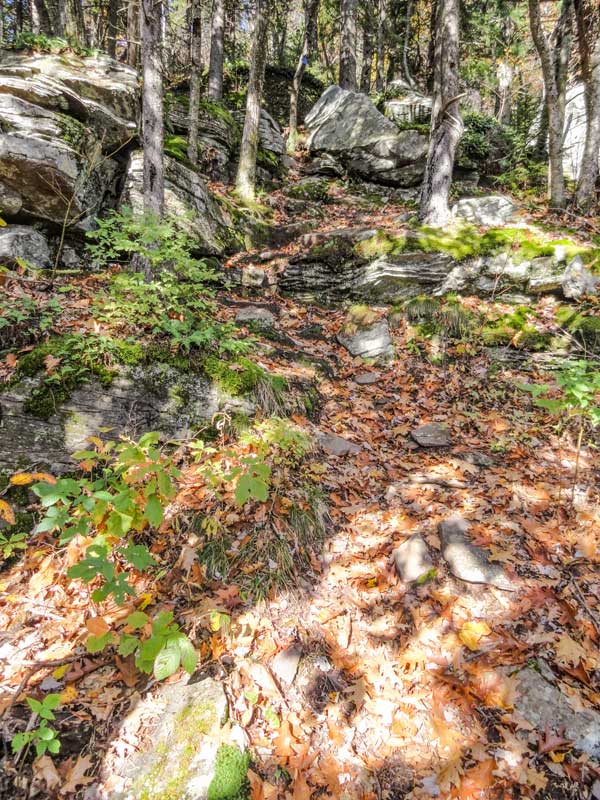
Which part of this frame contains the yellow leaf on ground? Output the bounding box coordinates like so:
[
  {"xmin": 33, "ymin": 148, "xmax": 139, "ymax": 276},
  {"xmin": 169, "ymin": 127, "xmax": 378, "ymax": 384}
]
[
  {"xmin": 85, "ymin": 616, "xmax": 110, "ymax": 636},
  {"xmin": 59, "ymin": 685, "xmax": 78, "ymax": 704},
  {"xmin": 0, "ymin": 499, "xmax": 15, "ymax": 525},
  {"xmin": 459, "ymin": 620, "xmax": 492, "ymax": 651},
  {"xmin": 555, "ymin": 634, "xmax": 587, "ymax": 666}
]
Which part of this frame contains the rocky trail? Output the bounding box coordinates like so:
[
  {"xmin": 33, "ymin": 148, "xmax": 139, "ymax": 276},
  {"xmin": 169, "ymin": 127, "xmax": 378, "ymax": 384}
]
[{"xmin": 1, "ymin": 173, "xmax": 600, "ymax": 800}]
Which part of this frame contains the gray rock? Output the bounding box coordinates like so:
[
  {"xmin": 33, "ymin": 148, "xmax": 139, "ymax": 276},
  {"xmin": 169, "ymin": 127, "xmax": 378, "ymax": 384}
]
[
  {"xmin": 118, "ymin": 678, "xmax": 229, "ymax": 800},
  {"xmin": 305, "ymin": 85, "xmax": 428, "ymax": 186},
  {"xmin": 271, "ymin": 645, "xmax": 303, "ymax": 686},
  {"xmin": 439, "ymin": 514, "xmax": 514, "ymax": 590},
  {"xmin": 0, "ymin": 179, "xmax": 22, "ymax": 215},
  {"xmin": 0, "ymin": 363, "xmax": 253, "ymax": 472},
  {"xmin": 384, "ymin": 92, "xmax": 432, "ymax": 125},
  {"xmin": 411, "ymin": 422, "xmax": 451, "ymax": 447},
  {"xmin": 393, "ymin": 533, "xmax": 434, "ymax": 583},
  {"xmin": 452, "ymin": 195, "xmax": 517, "ymax": 227},
  {"xmin": 562, "ymin": 255, "xmax": 598, "ymax": 299},
  {"xmin": 457, "ymin": 451, "xmax": 495, "ymax": 468},
  {"xmin": 258, "ymin": 108, "xmax": 286, "ymax": 156},
  {"xmin": 0, "ymin": 225, "xmax": 51, "ymax": 268},
  {"xmin": 337, "ymin": 319, "xmax": 394, "ymax": 360},
  {"xmin": 304, "ymin": 153, "xmax": 345, "ymax": 178},
  {"xmin": 355, "ymin": 372, "xmax": 381, "ymax": 385},
  {"xmin": 235, "ymin": 306, "xmax": 276, "ymax": 326},
  {"xmin": 119, "ymin": 150, "xmax": 239, "ymax": 256},
  {"xmin": 317, "ymin": 431, "xmax": 362, "ymax": 456},
  {"xmin": 514, "ymin": 667, "xmax": 600, "ymax": 757},
  {"xmin": 527, "ymin": 256, "xmax": 564, "ymax": 293}
]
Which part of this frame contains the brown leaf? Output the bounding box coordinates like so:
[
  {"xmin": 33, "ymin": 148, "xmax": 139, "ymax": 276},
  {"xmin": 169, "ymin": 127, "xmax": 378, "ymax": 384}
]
[
  {"xmin": 32, "ymin": 755, "xmax": 60, "ymax": 792},
  {"xmin": 43, "ymin": 353, "xmax": 61, "ymax": 374},
  {"xmin": 60, "ymin": 755, "xmax": 95, "ymax": 795}
]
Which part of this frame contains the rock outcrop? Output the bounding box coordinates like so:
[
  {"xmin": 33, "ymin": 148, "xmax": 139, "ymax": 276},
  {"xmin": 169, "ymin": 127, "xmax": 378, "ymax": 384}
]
[{"xmin": 305, "ymin": 86, "xmax": 429, "ymax": 186}]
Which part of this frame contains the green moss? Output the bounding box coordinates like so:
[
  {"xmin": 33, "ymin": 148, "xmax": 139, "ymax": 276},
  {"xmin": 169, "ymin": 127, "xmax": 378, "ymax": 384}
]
[
  {"xmin": 23, "ymin": 383, "xmax": 69, "ymax": 418},
  {"xmin": 203, "ymin": 356, "xmax": 264, "ymax": 396},
  {"xmin": 569, "ymin": 315, "xmax": 600, "ymax": 352},
  {"xmin": 207, "ymin": 745, "xmax": 250, "ymax": 800},
  {"xmin": 481, "ymin": 306, "xmax": 552, "ymax": 351},
  {"xmin": 285, "ymin": 179, "xmax": 329, "ymax": 202},
  {"xmin": 354, "ymin": 231, "xmax": 406, "ymax": 259},
  {"xmin": 56, "ymin": 113, "xmax": 87, "ymax": 152}
]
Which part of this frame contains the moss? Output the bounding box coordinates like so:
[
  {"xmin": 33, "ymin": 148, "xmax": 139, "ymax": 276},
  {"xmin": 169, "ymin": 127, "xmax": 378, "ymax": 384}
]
[
  {"xmin": 115, "ymin": 339, "xmax": 144, "ymax": 366},
  {"xmin": 56, "ymin": 113, "xmax": 87, "ymax": 152},
  {"xmin": 354, "ymin": 231, "xmax": 406, "ymax": 259},
  {"xmin": 24, "ymin": 382, "xmax": 70, "ymax": 418},
  {"xmin": 570, "ymin": 315, "xmax": 600, "ymax": 352},
  {"xmin": 481, "ymin": 306, "xmax": 552, "ymax": 351},
  {"xmin": 285, "ymin": 179, "xmax": 329, "ymax": 202},
  {"xmin": 207, "ymin": 745, "xmax": 250, "ymax": 800},
  {"xmin": 345, "ymin": 304, "xmax": 379, "ymax": 330},
  {"xmin": 203, "ymin": 356, "xmax": 264, "ymax": 396}
]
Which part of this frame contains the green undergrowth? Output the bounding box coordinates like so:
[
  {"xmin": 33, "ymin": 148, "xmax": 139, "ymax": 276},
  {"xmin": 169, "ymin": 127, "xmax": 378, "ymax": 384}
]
[
  {"xmin": 354, "ymin": 225, "xmax": 599, "ymax": 267},
  {"xmin": 208, "ymin": 746, "xmax": 250, "ymax": 800},
  {"xmin": 480, "ymin": 306, "xmax": 554, "ymax": 351},
  {"xmin": 556, "ymin": 306, "xmax": 600, "ymax": 353}
]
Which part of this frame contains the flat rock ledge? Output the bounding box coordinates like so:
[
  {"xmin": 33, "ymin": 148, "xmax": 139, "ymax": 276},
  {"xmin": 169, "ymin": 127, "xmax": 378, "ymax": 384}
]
[
  {"xmin": 110, "ymin": 678, "xmax": 231, "ymax": 800},
  {"xmin": 439, "ymin": 515, "xmax": 515, "ymax": 590}
]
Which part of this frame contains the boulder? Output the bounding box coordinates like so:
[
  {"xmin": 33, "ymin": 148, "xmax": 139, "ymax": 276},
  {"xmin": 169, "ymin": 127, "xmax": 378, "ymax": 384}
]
[
  {"xmin": 337, "ymin": 319, "xmax": 394, "ymax": 360},
  {"xmin": 110, "ymin": 678, "xmax": 239, "ymax": 800},
  {"xmin": 0, "ymin": 363, "xmax": 253, "ymax": 473},
  {"xmin": 317, "ymin": 431, "xmax": 362, "ymax": 456},
  {"xmin": 451, "ymin": 195, "xmax": 517, "ymax": 227},
  {"xmin": 439, "ymin": 515, "xmax": 514, "ymax": 590},
  {"xmin": 258, "ymin": 108, "xmax": 286, "ymax": 155},
  {"xmin": 0, "ymin": 93, "xmax": 119, "ymax": 230},
  {"xmin": 0, "ymin": 179, "xmax": 22, "ymax": 215},
  {"xmin": 0, "ymin": 225, "xmax": 51, "ymax": 268},
  {"xmin": 119, "ymin": 150, "xmax": 240, "ymax": 255},
  {"xmin": 384, "ymin": 92, "xmax": 432, "ymax": 126},
  {"xmin": 305, "ymin": 85, "xmax": 428, "ymax": 186},
  {"xmin": 561, "ymin": 255, "xmax": 599, "ymax": 299},
  {"xmin": 0, "ymin": 51, "xmax": 139, "ymax": 151}
]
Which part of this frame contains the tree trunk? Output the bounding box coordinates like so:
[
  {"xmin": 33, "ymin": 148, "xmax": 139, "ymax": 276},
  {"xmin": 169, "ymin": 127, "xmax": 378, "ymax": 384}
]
[
  {"xmin": 426, "ymin": 0, "xmax": 438, "ymax": 92},
  {"xmin": 495, "ymin": 60, "xmax": 514, "ymax": 124},
  {"xmin": 528, "ymin": 0, "xmax": 572, "ymax": 208},
  {"xmin": 61, "ymin": 0, "xmax": 86, "ymax": 44},
  {"xmin": 235, "ymin": 0, "xmax": 269, "ymax": 203},
  {"xmin": 208, "ymin": 0, "xmax": 225, "ymax": 100},
  {"xmin": 574, "ymin": 0, "xmax": 600, "ymax": 211},
  {"xmin": 402, "ymin": 0, "xmax": 414, "ymax": 87},
  {"xmin": 339, "ymin": 0, "xmax": 357, "ymax": 90},
  {"xmin": 141, "ymin": 0, "xmax": 164, "ymax": 219},
  {"xmin": 360, "ymin": 16, "xmax": 375, "ymax": 93},
  {"xmin": 375, "ymin": 0, "xmax": 386, "ymax": 92},
  {"xmin": 32, "ymin": 0, "xmax": 58, "ymax": 35},
  {"xmin": 289, "ymin": 0, "xmax": 319, "ymax": 149},
  {"xmin": 127, "ymin": 0, "xmax": 140, "ymax": 67},
  {"xmin": 187, "ymin": 0, "xmax": 202, "ymax": 163},
  {"xmin": 106, "ymin": 0, "xmax": 118, "ymax": 57},
  {"xmin": 419, "ymin": 0, "xmax": 462, "ymax": 227}
]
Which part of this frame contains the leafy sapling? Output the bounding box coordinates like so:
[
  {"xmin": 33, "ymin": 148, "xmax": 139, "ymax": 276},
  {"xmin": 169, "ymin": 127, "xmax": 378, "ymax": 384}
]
[
  {"xmin": 11, "ymin": 694, "xmax": 61, "ymax": 757},
  {"xmin": 520, "ymin": 360, "xmax": 600, "ymax": 500}
]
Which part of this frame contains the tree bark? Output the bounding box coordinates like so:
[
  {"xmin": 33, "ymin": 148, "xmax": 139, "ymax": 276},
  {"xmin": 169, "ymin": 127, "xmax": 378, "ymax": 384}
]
[
  {"xmin": 235, "ymin": 0, "xmax": 269, "ymax": 203},
  {"xmin": 360, "ymin": 15, "xmax": 375, "ymax": 93},
  {"xmin": 289, "ymin": 0, "xmax": 319, "ymax": 147},
  {"xmin": 419, "ymin": 0, "xmax": 462, "ymax": 227},
  {"xmin": 208, "ymin": 0, "xmax": 225, "ymax": 100},
  {"xmin": 106, "ymin": 0, "xmax": 119, "ymax": 57},
  {"xmin": 127, "ymin": 0, "xmax": 140, "ymax": 67},
  {"xmin": 574, "ymin": 0, "xmax": 600, "ymax": 211},
  {"xmin": 402, "ymin": 0, "xmax": 414, "ymax": 87},
  {"xmin": 61, "ymin": 0, "xmax": 86, "ymax": 44},
  {"xmin": 141, "ymin": 0, "xmax": 164, "ymax": 218},
  {"xmin": 32, "ymin": 0, "xmax": 59, "ymax": 35},
  {"xmin": 339, "ymin": 0, "xmax": 357, "ymax": 90},
  {"xmin": 495, "ymin": 60, "xmax": 514, "ymax": 124},
  {"xmin": 375, "ymin": 0, "xmax": 386, "ymax": 92},
  {"xmin": 425, "ymin": 0, "xmax": 438, "ymax": 92},
  {"xmin": 528, "ymin": 0, "xmax": 572, "ymax": 209},
  {"xmin": 187, "ymin": 0, "xmax": 202, "ymax": 163}
]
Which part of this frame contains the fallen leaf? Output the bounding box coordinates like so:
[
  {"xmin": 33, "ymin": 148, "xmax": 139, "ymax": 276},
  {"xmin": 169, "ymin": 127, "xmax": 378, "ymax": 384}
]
[
  {"xmin": 33, "ymin": 755, "xmax": 60, "ymax": 792},
  {"xmin": 459, "ymin": 621, "xmax": 492, "ymax": 651},
  {"xmin": 0, "ymin": 499, "xmax": 15, "ymax": 525},
  {"xmin": 60, "ymin": 755, "xmax": 94, "ymax": 795}
]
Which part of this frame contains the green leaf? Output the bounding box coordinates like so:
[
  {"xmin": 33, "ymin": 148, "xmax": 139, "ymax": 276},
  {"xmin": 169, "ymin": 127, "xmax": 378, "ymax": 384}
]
[
  {"xmin": 106, "ymin": 510, "xmax": 133, "ymax": 537},
  {"xmin": 177, "ymin": 635, "xmax": 198, "ymax": 675},
  {"xmin": 46, "ymin": 737, "xmax": 61, "ymax": 754},
  {"xmin": 117, "ymin": 633, "xmax": 139, "ymax": 657},
  {"xmin": 126, "ymin": 610, "xmax": 149, "ymax": 629},
  {"xmin": 144, "ymin": 494, "xmax": 163, "ymax": 527},
  {"xmin": 153, "ymin": 640, "xmax": 181, "ymax": 680},
  {"xmin": 87, "ymin": 631, "xmax": 114, "ymax": 653},
  {"xmin": 120, "ymin": 542, "xmax": 157, "ymax": 571}
]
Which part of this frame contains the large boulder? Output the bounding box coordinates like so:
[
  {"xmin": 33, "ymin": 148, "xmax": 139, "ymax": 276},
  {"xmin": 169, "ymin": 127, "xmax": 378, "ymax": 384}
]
[
  {"xmin": 0, "ymin": 225, "xmax": 51, "ymax": 268},
  {"xmin": 119, "ymin": 150, "xmax": 242, "ymax": 255},
  {"xmin": 451, "ymin": 195, "xmax": 517, "ymax": 227},
  {"xmin": 305, "ymin": 85, "xmax": 429, "ymax": 186}
]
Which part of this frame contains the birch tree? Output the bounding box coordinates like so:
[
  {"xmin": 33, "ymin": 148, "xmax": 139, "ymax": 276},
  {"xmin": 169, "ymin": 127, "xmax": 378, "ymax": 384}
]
[{"xmin": 141, "ymin": 0, "xmax": 164, "ymax": 218}]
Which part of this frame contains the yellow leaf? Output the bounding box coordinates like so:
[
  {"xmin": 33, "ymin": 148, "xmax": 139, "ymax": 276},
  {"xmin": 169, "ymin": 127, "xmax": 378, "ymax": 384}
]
[
  {"xmin": 0, "ymin": 499, "xmax": 15, "ymax": 525},
  {"xmin": 0, "ymin": 217, "xmax": 7, "ymax": 227},
  {"xmin": 9, "ymin": 473, "xmax": 35, "ymax": 485},
  {"xmin": 52, "ymin": 664, "xmax": 70, "ymax": 679},
  {"xmin": 549, "ymin": 751, "xmax": 566, "ymax": 763},
  {"xmin": 59, "ymin": 685, "xmax": 78, "ymax": 704},
  {"xmin": 138, "ymin": 593, "xmax": 153, "ymax": 610},
  {"xmin": 459, "ymin": 620, "xmax": 492, "ymax": 651}
]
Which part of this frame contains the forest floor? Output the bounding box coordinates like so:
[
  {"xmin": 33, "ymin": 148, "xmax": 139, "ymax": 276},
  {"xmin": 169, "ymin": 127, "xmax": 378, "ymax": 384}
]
[{"xmin": 1, "ymin": 176, "xmax": 600, "ymax": 800}]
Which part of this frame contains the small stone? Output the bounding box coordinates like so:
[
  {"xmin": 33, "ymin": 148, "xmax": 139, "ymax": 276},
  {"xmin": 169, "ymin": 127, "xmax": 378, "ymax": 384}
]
[
  {"xmin": 271, "ymin": 644, "xmax": 303, "ymax": 686},
  {"xmin": 241, "ymin": 265, "xmax": 267, "ymax": 287},
  {"xmin": 355, "ymin": 372, "xmax": 381, "ymax": 385},
  {"xmin": 337, "ymin": 319, "xmax": 394, "ymax": 360},
  {"xmin": 317, "ymin": 431, "xmax": 362, "ymax": 456},
  {"xmin": 235, "ymin": 306, "xmax": 276, "ymax": 326},
  {"xmin": 393, "ymin": 533, "xmax": 434, "ymax": 583},
  {"xmin": 562, "ymin": 255, "xmax": 598, "ymax": 299},
  {"xmin": 457, "ymin": 450, "xmax": 495, "ymax": 468},
  {"xmin": 439, "ymin": 515, "xmax": 514, "ymax": 590},
  {"xmin": 0, "ymin": 180, "xmax": 22, "ymax": 216},
  {"xmin": 411, "ymin": 422, "xmax": 451, "ymax": 448},
  {"xmin": 514, "ymin": 667, "xmax": 600, "ymax": 757}
]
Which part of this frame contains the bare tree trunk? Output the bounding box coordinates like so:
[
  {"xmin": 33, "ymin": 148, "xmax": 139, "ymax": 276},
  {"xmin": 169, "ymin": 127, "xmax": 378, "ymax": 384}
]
[
  {"xmin": 32, "ymin": 0, "xmax": 58, "ymax": 34},
  {"xmin": 419, "ymin": 0, "xmax": 462, "ymax": 227},
  {"xmin": 62, "ymin": 0, "xmax": 86, "ymax": 44},
  {"xmin": 528, "ymin": 0, "xmax": 572, "ymax": 209},
  {"xmin": 16, "ymin": 0, "xmax": 24, "ymax": 35},
  {"xmin": 235, "ymin": 0, "xmax": 269, "ymax": 203},
  {"xmin": 339, "ymin": 0, "xmax": 357, "ymax": 90},
  {"xmin": 106, "ymin": 0, "xmax": 118, "ymax": 57},
  {"xmin": 574, "ymin": 0, "xmax": 600, "ymax": 211},
  {"xmin": 495, "ymin": 60, "xmax": 514, "ymax": 124},
  {"xmin": 375, "ymin": 0, "xmax": 386, "ymax": 92},
  {"xmin": 141, "ymin": 0, "xmax": 164, "ymax": 219},
  {"xmin": 208, "ymin": 0, "xmax": 225, "ymax": 100},
  {"xmin": 187, "ymin": 0, "xmax": 202, "ymax": 163},
  {"xmin": 425, "ymin": 0, "xmax": 438, "ymax": 92},
  {"xmin": 360, "ymin": 16, "xmax": 374, "ymax": 93},
  {"xmin": 289, "ymin": 0, "xmax": 319, "ymax": 148},
  {"xmin": 402, "ymin": 0, "xmax": 414, "ymax": 87},
  {"xmin": 127, "ymin": 0, "xmax": 140, "ymax": 67}
]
